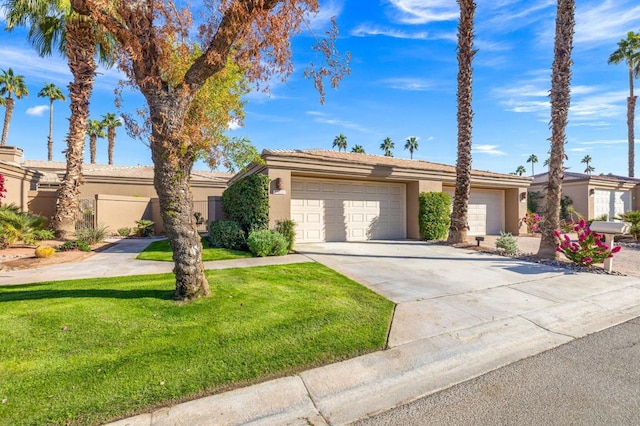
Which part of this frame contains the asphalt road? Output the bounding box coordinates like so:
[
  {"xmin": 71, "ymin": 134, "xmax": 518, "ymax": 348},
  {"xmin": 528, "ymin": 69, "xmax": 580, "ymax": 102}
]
[{"xmin": 353, "ymin": 317, "xmax": 640, "ymax": 426}]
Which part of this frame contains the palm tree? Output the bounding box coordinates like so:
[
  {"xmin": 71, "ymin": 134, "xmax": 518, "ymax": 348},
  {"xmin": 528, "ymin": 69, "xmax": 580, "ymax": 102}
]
[
  {"xmin": 0, "ymin": 68, "xmax": 29, "ymax": 146},
  {"xmin": 581, "ymin": 154, "xmax": 594, "ymax": 174},
  {"xmin": 537, "ymin": 0, "xmax": 575, "ymax": 259},
  {"xmin": 380, "ymin": 137, "xmax": 394, "ymax": 157},
  {"xmin": 86, "ymin": 119, "xmax": 106, "ymax": 164},
  {"xmin": 5, "ymin": 0, "xmax": 115, "ymax": 238},
  {"xmin": 448, "ymin": 0, "xmax": 476, "ymax": 244},
  {"xmin": 608, "ymin": 31, "xmax": 640, "ymax": 177},
  {"xmin": 101, "ymin": 113, "xmax": 121, "ymax": 165},
  {"xmin": 38, "ymin": 83, "xmax": 66, "ymax": 161},
  {"xmin": 526, "ymin": 154, "xmax": 538, "ymax": 175},
  {"xmin": 404, "ymin": 136, "xmax": 419, "ymax": 159},
  {"xmin": 332, "ymin": 133, "xmax": 347, "ymax": 152},
  {"xmin": 515, "ymin": 165, "xmax": 526, "ymax": 176},
  {"xmin": 351, "ymin": 144, "xmax": 365, "ymax": 154}
]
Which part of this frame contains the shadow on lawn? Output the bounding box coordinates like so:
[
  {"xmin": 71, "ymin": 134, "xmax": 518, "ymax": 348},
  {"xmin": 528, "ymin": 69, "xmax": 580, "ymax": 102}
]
[{"xmin": 0, "ymin": 288, "xmax": 174, "ymax": 302}]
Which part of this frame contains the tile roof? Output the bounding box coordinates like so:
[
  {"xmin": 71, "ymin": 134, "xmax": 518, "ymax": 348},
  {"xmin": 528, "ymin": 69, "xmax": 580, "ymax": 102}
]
[
  {"xmin": 532, "ymin": 171, "xmax": 640, "ymax": 185},
  {"xmin": 262, "ymin": 149, "xmax": 522, "ymax": 179},
  {"xmin": 22, "ymin": 160, "xmax": 233, "ymax": 184}
]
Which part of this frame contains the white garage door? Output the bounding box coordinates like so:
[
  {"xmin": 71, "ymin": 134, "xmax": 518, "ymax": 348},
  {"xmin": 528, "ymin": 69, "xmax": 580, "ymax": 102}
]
[
  {"xmin": 444, "ymin": 189, "xmax": 505, "ymax": 235},
  {"xmin": 594, "ymin": 190, "xmax": 630, "ymax": 220},
  {"xmin": 291, "ymin": 178, "xmax": 406, "ymax": 243}
]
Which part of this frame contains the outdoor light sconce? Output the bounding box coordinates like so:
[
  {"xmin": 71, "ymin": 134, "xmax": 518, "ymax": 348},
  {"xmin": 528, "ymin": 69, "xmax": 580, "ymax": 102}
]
[
  {"xmin": 272, "ymin": 177, "xmax": 286, "ymax": 195},
  {"xmin": 520, "ymin": 192, "xmax": 527, "ymax": 202},
  {"xmin": 589, "ymin": 188, "xmax": 595, "ymax": 197}
]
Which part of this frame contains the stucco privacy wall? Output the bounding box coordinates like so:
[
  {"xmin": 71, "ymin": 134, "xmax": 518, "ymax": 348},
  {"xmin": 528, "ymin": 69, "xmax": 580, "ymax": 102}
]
[{"xmin": 234, "ymin": 150, "xmax": 531, "ymax": 241}]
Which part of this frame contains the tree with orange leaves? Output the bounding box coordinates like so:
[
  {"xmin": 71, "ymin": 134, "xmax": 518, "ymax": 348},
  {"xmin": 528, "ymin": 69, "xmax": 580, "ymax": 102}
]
[{"xmin": 70, "ymin": 0, "xmax": 349, "ymax": 301}]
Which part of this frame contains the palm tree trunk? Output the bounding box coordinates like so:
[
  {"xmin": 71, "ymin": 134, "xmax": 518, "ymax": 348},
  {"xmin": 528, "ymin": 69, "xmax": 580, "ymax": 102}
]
[
  {"xmin": 108, "ymin": 128, "xmax": 115, "ymax": 165},
  {"xmin": 627, "ymin": 95, "xmax": 636, "ymax": 177},
  {"xmin": 1, "ymin": 98, "xmax": 14, "ymax": 146},
  {"xmin": 148, "ymin": 93, "xmax": 209, "ymax": 300},
  {"xmin": 90, "ymin": 135, "xmax": 96, "ymax": 164},
  {"xmin": 48, "ymin": 99, "xmax": 54, "ymax": 161},
  {"xmin": 537, "ymin": 0, "xmax": 575, "ymax": 259},
  {"xmin": 448, "ymin": 0, "xmax": 476, "ymax": 244},
  {"xmin": 52, "ymin": 20, "xmax": 96, "ymax": 239}
]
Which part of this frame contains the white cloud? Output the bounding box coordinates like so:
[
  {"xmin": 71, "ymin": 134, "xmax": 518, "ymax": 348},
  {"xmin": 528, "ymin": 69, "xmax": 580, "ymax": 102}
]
[
  {"xmin": 351, "ymin": 24, "xmax": 430, "ymax": 40},
  {"xmin": 26, "ymin": 105, "xmax": 49, "ymax": 116},
  {"xmin": 387, "ymin": 0, "xmax": 458, "ymax": 25},
  {"xmin": 307, "ymin": 111, "xmax": 371, "ymax": 133},
  {"xmin": 474, "ymin": 144, "xmax": 507, "ymax": 156},
  {"xmin": 574, "ymin": 0, "xmax": 640, "ymax": 45},
  {"xmin": 305, "ymin": 0, "xmax": 343, "ymax": 31},
  {"xmin": 579, "ymin": 139, "xmax": 626, "ymax": 146},
  {"xmin": 380, "ymin": 78, "xmax": 436, "ymax": 91},
  {"xmin": 228, "ymin": 119, "xmax": 242, "ymax": 131}
]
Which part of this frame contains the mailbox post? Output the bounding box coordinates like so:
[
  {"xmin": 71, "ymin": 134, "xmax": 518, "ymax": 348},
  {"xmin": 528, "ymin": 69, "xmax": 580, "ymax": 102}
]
[{"xmin": 589, "ymin": 221, "xmax": 631, "ymax": 272}]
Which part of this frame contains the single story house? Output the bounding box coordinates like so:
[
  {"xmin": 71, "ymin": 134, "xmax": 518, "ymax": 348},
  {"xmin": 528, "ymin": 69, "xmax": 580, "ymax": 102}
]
[
  {"xmin": 530, "ymin": 172, "xmax": 640, "ymax": 220},
  {"xmin": 232, "ymin": 149, "xmax": 531, "ymax": 243}
]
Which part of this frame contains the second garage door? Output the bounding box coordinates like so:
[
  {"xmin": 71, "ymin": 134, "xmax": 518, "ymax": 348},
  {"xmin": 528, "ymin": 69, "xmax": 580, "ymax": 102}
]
[
  {"xmin": 444, "ymin": 188, "xmax": 505, "ymax": 235},
  {"xmin": 593, "ymin": 189, "xmax": 630, "ymax": 220},
  {"xmin": 291, "ymin": 178, "xmax": 406, "ymax": 243}
]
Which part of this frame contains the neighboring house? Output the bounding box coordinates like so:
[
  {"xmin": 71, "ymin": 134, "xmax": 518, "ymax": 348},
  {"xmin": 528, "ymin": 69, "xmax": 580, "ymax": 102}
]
[
  {"xmin": 233, "ymin": 150, "xmax": 532, "ymax": 243},
  {"xmin": 0, "ymin": 145, "xmax": 231, "ymax": 233},
  {"xmin": 530, "ymin": 172, "xmax": 640, "ymax": 220}
]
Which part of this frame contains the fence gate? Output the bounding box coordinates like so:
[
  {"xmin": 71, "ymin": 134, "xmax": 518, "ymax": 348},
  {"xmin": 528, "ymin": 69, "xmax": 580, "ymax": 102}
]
[
  {"xmin": 192, "ymin": 200, "xmax": 209, "ymax": 233},
  {"xmin": 76, "ymin": 198, "xmax": 96, "ymax": 230}
]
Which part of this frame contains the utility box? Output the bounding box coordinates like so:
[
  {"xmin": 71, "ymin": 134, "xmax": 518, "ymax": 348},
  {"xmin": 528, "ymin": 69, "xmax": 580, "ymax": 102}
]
[{"xmin": 589, "ymin": 221, "xmax": 631, "ymax": 272}]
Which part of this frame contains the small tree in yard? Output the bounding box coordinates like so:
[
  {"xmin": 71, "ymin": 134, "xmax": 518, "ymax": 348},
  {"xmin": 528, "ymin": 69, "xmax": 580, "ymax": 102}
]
[
  {"xmin": 419, "ymin": 192, "xmax": 451, "ymax": 241},
  {"xmin": 71, "ymin": 0, "xmax": 349, "ymax": 300}
]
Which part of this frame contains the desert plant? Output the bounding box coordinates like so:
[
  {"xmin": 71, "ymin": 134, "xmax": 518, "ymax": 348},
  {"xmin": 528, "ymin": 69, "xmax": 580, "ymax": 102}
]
[
  {"xmin": 0, "ymin": 205, "xmax": 46, "ymax": 247},
  {"xmin": 135, "ymin": 219, "xmax": 155, "ymax": 237},
  {"xmin": 209, "ymin": 220, "xmax": 246, "ymax": 250},
  {"xmin": 247, "ymin": 229, "xmax": 288, "ymax": 257},
  {"xmin": 495, "ymin": 231, "xmax": 519, "ymax": 255},
  {"xmin": 274, "ymin": 219, "xmax": 296, "ymax": 252},
  {"xmin": 117, "ymin": 227, "xmax": 132, "ymax": 237},
  {"xmin": 418, "ymin": 192, "xmax": 451, "ymax": 241},
  {"xmin": 616, "ymin": 210, "xmax": 640, "ymax": 239},
  {"xmin": 75, "ymin": 224, "xmax": 108, "ymax": 245},
  {"xmin": 34, "ymin": 245, "xmax": 55, "ymax": 258},
  {"xmin": 56, "ymin": 240, "xmax": 91, "ymax": 252},
  {"xmin": 555, "ymin": 219, "xmax": 621, "ymax": 266},
  {"xmin": 590, "ymin": 214, "xmax": 608, "ymax": 223},
  {"xmin": 33, "ymin": 229, "xmax": 55, "ymax": 241}
]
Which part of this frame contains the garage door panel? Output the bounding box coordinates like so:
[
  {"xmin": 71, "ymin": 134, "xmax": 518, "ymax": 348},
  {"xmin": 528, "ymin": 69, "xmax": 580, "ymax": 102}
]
[
  {"xmin": 594, "ymin": 190, "xmax": 630, "ymax": 219},
  {"xmin": 444, "ymin": 188, "xmax": 505, "ymax": 236},
  {"xmin": 291, "ymin": 178, "xmax": 406, "ymax": 243}
]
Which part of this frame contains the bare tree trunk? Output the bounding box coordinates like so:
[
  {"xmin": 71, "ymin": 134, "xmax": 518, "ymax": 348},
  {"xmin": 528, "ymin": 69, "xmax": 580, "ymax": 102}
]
[
  {"xmin": 628, "ymin": 95, "xmax": 636, "ymax": 177},
  {"xmin": 1, "ymin": 98, "xmax": 14, "ymax": 146},
  {"xmin": 537, "ymin": 0, "xmax": 575, "ymax": 259},
  {"xmin": 448, "ymin": 0, "xmax": 476, "ymax": 244},
  {"xmin": 52, "ymin": 20, "xmax": 96, "ymax": 239},
  {"xmin": 148, "ymin": 96, "xmax": 209, "ymax": 300},
  {"xmin": 48, "ymin": 99, "xmax": 54, "ymax": 161},
  {"xmin": 90, "ymin": 135, "xmax": 96, "ymax": 164},
  {"xmin": 108, "ymin": 128, "xmax": 115, "ymax": 165}
]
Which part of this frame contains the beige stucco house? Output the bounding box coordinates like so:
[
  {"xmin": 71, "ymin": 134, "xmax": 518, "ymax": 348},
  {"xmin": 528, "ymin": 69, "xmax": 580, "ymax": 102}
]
[
  {"xmin": 530, "ymin": 172, "xmax": 640, "ymax": 220},
  {"xmin": 233, "ymin": 150, "xmax": 531, "ymax": 243}
]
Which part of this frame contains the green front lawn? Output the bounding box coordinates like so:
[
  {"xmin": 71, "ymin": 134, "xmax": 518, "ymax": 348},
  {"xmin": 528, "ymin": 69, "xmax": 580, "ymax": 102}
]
[
  {"xmin": 136, "ymin": 237, "xmax": 253, "ymax": 261},
  {"xmin": 0, "ymin": 263, "xmax": 394, "ymax": 425}
]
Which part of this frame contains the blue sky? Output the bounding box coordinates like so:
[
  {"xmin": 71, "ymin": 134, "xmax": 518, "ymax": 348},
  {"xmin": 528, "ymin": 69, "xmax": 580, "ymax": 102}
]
[{"xmin": 1, "ymin": 0, "xmax": 639, "ymax": 176}]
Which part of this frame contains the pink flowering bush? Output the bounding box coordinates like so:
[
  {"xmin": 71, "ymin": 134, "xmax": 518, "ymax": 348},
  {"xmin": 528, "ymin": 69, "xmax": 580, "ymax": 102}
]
[
  {"xmin": 555, "ymin": 219, "xmax": 621, "ymax": 266},
  {"xmin": 522, "ymin": 212, "xmax": 543, "ymax": 234}
]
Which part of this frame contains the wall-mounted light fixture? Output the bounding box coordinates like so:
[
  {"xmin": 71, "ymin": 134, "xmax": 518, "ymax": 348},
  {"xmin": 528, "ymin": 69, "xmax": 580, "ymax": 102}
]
[
  {"xmin": 520, "ymin": 192, "xmax": 527, "ymax": 202},
  {"xmin": 589, "ymin": 188, "xmax": 595, "ymax": 197},
  {"xmin": 272, "ymin": 177, "xmax": 286, "ymax": 195},
  {"xmin": 275, "ymin": 177, "xmax": 283, "ymax": 191}
]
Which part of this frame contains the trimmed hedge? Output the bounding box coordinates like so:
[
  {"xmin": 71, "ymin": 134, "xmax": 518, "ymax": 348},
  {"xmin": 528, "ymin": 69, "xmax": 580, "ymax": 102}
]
[
  {"xmin": 418, "ymin": 191, "xmax": 451, "ymax": 241},
  {"xmin": 209, "ymin": 220, "xmax": 247, "ymax": 250},
  {"xmin": 247, "ymin": 229, "xmax": 288, "ymax": 257},
  {"xmin": 222, "ymin": 174, "xmax": 270, "ymax": 232}
]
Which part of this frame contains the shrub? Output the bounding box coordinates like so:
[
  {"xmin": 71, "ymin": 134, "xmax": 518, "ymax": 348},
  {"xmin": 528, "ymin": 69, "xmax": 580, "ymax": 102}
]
[
  {"xmin": 527, "ymin": 191, "xmax": 544, "ymax": 214},
  {"xmin": 35, "ymin": 245, "xmax": 55, "ymax": 258},
  {"xmin": 33, "ymin": 229, "xmax": 55, "ymax": 241},
  {"xmin": 75, "ymin": 224, "xmax": 108, "ymax": 245},
  {"xmin": 0, "ymin": 205, "xmax": 47, "ymax": 247},
  {"xmin": 616, "ymin": 210, "xmax": 640, "ymax": 239},
  {"xmin": 522, "ymin": 212, "xmax": 542, "ymax": 234},
  {"xmin": 495, "ymin": 231, "xmax": 518, "ymax": 255},
  {"xmin": 209, "ymin": 220, "xmax": 246, "ymax": 250},
  {"xmin": 555, "ymin": 219, "xmax": 621, "ymax": 266},
  {"xmin": 56, "ymin": 240, "xmax": 91, "ymax": 252},
  {"xmin": 222, "ymin": 174, "xmax": 270, "ymax": 232},
  {"xmin": 247, "ymin": 229, "xmax": 288, "ymax": 257},
  {"xmin": 117, "ymin": 227, "xmax": 132, "ymax": 237},
  {"xmin": 135, "ymin": 219, "xmax": 155, "ymax": 237},
  {"xmin": 418, "ymin": 192, "xmax": 451, "ymax": 241},
  {"xmin": 274, "ymin": 219, "xmax": 296, "ymax": 252},
  {"xmin": 0, "ymin": 173, "xmax": 6, "ymax": 205}
]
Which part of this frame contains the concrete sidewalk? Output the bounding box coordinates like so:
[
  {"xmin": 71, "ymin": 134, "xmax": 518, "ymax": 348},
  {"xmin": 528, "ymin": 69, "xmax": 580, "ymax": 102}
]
[{"xmin": 3, "ymin": 238, "xmax": 639, "ymax": 425}]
